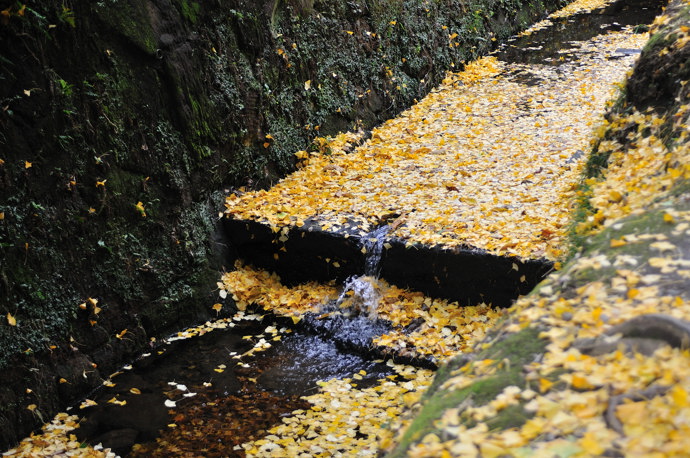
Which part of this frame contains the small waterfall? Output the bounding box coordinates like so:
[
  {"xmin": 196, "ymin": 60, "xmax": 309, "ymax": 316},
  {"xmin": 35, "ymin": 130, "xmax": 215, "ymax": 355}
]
[
  {"xmin": 334, "ymin": 225, "xmax": 390, "ymax": 318},
  {"xmin": 363, "ymin": 225, "xmax": 391, "ymax": 277},
  {"xmin": 335, "ymin": 275, "xmax": 382, "ymax": 319}
]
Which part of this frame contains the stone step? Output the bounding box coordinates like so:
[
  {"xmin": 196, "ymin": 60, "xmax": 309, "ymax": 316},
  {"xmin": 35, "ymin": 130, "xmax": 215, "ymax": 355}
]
[{"xmin": 224, "ymin": 217, "xmax": 552, "ymax": 307}]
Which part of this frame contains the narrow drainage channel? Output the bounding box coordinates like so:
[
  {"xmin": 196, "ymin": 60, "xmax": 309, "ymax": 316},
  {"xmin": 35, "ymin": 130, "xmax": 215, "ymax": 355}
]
[{"xmin": 13, "ymin": 0, "xmax": 664, "ymax": 456}]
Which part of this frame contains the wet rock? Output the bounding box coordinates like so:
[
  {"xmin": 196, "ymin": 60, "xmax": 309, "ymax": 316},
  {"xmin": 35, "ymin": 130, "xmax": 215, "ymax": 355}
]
[
  {"xmin": 91, "ymin": 429, "xmax": 139, "ymax": 457},
  {"xmin": 574, "ymin": 314, "xmax": 690, "ymax": 356}
]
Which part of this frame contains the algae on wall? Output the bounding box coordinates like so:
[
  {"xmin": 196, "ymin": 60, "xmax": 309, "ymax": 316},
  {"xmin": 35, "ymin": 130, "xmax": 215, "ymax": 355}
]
[{"xmin": 0, "ymin": 0, "xmax": 563, "ymax": 448}]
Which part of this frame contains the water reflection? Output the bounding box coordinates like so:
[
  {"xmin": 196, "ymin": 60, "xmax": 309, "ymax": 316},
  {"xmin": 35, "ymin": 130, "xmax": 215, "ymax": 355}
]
[{"xmin": 495, "ymin": 0, "xmax": 663, "ymax": 65}]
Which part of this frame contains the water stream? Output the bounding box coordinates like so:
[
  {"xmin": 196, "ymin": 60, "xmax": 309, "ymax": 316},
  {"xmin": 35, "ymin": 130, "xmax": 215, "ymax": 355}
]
[
  {"xmin": 75, "ymin": 315, "xmax": 395, "ymax": 456},
  {"xmin": 333, "ymin": 225, "xmax": 391, "ymax": 318}
]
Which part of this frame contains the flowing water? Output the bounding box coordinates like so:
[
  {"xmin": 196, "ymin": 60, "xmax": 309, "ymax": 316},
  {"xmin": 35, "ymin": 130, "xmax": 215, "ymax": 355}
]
[
  {"xmin": 333, "ymin": 225, "xmax": 391, "ymax": 318},
  {"xmin": 75, "ymin": 315, "xmax": 395, "ymax": 456}
]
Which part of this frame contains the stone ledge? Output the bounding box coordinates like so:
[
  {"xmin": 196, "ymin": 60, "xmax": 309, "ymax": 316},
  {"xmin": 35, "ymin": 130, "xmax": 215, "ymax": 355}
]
[{"xmin": 224, "ymin": 217, "xmax": 553, "ymax": 307}]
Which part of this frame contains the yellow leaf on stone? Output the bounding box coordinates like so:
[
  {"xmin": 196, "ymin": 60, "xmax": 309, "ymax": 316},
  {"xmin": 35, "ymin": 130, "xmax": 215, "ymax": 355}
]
[
  {"xmin": 539, "ymin": 377, "xmax": 553, "ymax": 393},
  {"xmin": 671, "ymin": 385, "xmax": 690, "ymax": 407},
  {"xmin": 479, "ymin": 441, "xmax": 507, "ymax": 458},
  {"xmin": 608, "ymin": 189, "xmax": 624, "ymax": 202},
  {"xmin": 616, "ymin": 400, "xmax": 646, "ymax": 426},
  {"xmin": 571, "ymin": 374, "xmax": 594, "ymax": 390},
  {"xmin": 521, "ymin": 417, "xmax": 546, "ymax": 440},
  {"xmin": 134, "ymin": 201, "xmax": 146, "ymax": 217},
  {"xmin": 650, "ymin": 241, "xmax": 676, "ymax": 252},
  {"xmin": 580, "ymin": 431, "xmax": 604, "ymax": 455}
]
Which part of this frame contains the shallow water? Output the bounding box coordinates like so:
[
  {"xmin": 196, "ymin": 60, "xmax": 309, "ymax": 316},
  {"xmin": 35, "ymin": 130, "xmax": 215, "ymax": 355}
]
[
  {"xmin": 75, "ymin": 316, "xmax": 393, "ymax": 456},
  {"xmin": 495, "ymin": 0, "xmax": 663, "ymax": 66}
]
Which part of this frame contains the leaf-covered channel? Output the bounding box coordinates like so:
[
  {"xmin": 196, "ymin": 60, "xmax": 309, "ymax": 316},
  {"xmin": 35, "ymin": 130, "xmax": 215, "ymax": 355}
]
[{"xmin": 1, "ymin": 0, "xmax": 666, "ymax": 455}]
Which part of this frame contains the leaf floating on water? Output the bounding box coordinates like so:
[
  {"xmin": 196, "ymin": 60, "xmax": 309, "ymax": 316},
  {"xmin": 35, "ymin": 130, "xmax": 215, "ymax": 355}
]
[{"xmin": 79, "ymin": 399, "xmax": 97, "ymax": 409}]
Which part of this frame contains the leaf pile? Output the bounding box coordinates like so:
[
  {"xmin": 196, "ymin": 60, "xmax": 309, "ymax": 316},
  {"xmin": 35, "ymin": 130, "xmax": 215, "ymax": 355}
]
[
  {"xmin": 392, "ymin": 211, "xmax": 690, "ymax": 456},
  {"xmin": 225, "ymin": 23, "xmax": 645, "ymax": 261},
  {"xmin": 575, "ymin": 7, "xmax": 690, "ymax": 237},
  {"xmin": 220, "ymin": 262, "xmax": 502, "ymax": 360},
  {"xmin": 2, "ymin": 413, "xmax": 114, "ymax": 457},
  {"xmin": 240, "ymin": 362, "xmax": 434, "ymax": 457}
]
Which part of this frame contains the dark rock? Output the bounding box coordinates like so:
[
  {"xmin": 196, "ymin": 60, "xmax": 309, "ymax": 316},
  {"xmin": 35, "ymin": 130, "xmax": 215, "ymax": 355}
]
[
  {"xmin": 574, "ymin": 314, "xmax": 690, "ymax": 356},
  {"xmin": 91, "ymin": 428, "xmax": 140, "ymax": 457}
]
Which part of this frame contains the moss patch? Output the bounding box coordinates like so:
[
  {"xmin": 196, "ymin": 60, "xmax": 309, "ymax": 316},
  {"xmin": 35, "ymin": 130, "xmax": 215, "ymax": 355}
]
[{"xmin": 388, "ymin": 327, "xmax": 547, "ymax": 455}]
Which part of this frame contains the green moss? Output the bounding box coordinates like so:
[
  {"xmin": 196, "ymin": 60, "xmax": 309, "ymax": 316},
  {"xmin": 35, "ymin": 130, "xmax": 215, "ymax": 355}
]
[
  {"xmin": 94, "ymin": 2, "xmax": 157, "ymax": 55},
  {"xmin": 179, "ymin": 0, "xmax": 201, "ymax": 24},
  {"xmin": 388, "ymin": 328, "xmax": 547, "ymax": 456},
  {"xmin": 485, "ymin": 404, "xmax": 530, "ymax": 430}
]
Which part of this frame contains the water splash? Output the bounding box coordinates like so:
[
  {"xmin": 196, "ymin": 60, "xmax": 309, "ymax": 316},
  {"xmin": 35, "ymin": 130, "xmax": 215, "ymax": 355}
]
[
  {"xmin": 335, "ymin": 275, "xmax": 382, "ymax": 319},
  {"xmin": 333, "ymin": 225, "xmax": 390, "ymax": 318}
]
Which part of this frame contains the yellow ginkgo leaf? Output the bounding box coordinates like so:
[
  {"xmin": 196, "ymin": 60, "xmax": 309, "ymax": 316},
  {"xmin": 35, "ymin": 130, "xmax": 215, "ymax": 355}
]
[{"xmin": 134, "ymin": 201, "xmax": 146, "ymax": 217}]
